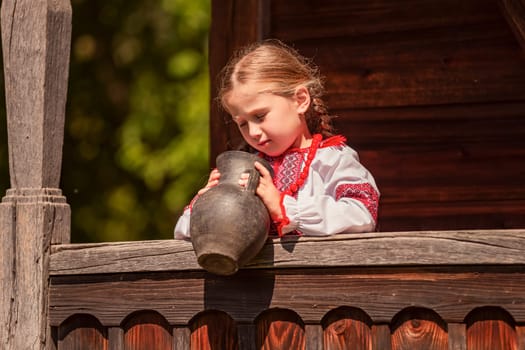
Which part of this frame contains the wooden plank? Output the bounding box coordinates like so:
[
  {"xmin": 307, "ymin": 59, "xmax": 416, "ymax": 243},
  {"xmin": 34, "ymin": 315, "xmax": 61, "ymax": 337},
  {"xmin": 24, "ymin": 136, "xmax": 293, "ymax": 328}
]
[
  {"xmin": 466, "ymin": 307, "xmax": 518, "ymax": 349},
  {"xmin": 320, "ymin": 43, "xmax": 524, "ymax": 109},
  {"xmin": 50, "ymin": 239, "xmax": 200, "ymax": 274},
  {"xmin": 108, "ymin": 327, "xmax": 124, "ymax": 350},
  {"xmin": 49, "ymin": 266, "xmax": 525, "ymax": 326},
  {"xmin": 322, "ymin": 307, "xmax": 372, "ymax": 349},
  {"xmin": 378, "ymin": 201, "xmax": 525, "ymax": 228},
  {"xmin": 379, "ymin": 201, "xmax": 525, "ymax": 215},
  {"xmin": 517, "ymin": 325, "xmax": 525, "ymax": 350},
  {"xmin": 377, "ymin": 181, "xmax": 525, "ymax": 205},
  {"xmin": 305, "ymin": 324, "xmax": 323, "ymax": 350},
  {"xmin": 372, "ymin": 324, "xmax": 392, "ymax": 350},
  {"xmin": 377, "ymin": 185, "xmax": 525, "ymax": 205},
  {"xmin": 189, "ymin": 311, "xmax": 238, "ymax": 350},
  {"xmin": 339, "ymin": 118, "xmax": 525, "ymax": 149},
  {"xmin": 123, "ymin": 311, "xmax": 172, "ymax": 350},
  {"xmin": 58, "ymin": 315, "xmax": 107, "ymax": 350},
  {"xmin": 335, "ymin": 101, "xmax": 525, "ymax": 123},
  {"xmin": 0, "ymin": 202, "xmax": 15, "ymax": 349},
  {"xmin": 255, "ymin": 309, "xmax": 305, "ymax": 349},
  {"xmin": 49, "ymin": 327, "xmax": 58, "ymax": 350},
  {"xmin": 237, "ymin": 324, "xmax": 256, "ymax": 350},
  {"xmin": 270, "ymin": 0, "xmax": 525, "ymax": 109},
  {"xmin": 324, "ymin": 61, "xmax": 525, "ymax": 109},
  {"xmin": 378, "ymin": 202, "xmax": 525, "ymax": 231},
  {"xmin": 447, "ymin": 323, "xmax": 466, "ymax": 350},
  {"xmin": 173, "ymin": 326, "xmax": 190, "ymax": 350},
  {"xmin": 270, "ymin": 0, "xmax": 499, "ymax": 40},
  {"xmin": 50, "ymin": 230, "xmax": 525, "ymax": 275},
  {"xmin": 391, "ymin": 308, "xmax": 448, "ymax": 349}
]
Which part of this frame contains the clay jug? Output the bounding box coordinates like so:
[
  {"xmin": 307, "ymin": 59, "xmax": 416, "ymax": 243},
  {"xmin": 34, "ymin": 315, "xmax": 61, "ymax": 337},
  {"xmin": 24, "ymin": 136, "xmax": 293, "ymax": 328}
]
[{"xmin": 190, "ymin": 150, "xmax": 273, "ymax": 275}]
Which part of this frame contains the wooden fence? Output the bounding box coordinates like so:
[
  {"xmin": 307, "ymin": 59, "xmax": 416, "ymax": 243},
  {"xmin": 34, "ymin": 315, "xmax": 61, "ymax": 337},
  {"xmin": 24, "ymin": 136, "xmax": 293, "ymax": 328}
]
[{"xmin": 48, "ymin": 230, "xmax": 525, "ymax": 349}]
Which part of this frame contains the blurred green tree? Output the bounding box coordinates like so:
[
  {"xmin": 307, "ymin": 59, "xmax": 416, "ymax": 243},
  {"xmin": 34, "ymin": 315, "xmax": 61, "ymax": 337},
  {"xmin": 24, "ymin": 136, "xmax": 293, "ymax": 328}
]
[{"xmin": 0, "ymin": 0, "xmax": 211, "ymax": 242}]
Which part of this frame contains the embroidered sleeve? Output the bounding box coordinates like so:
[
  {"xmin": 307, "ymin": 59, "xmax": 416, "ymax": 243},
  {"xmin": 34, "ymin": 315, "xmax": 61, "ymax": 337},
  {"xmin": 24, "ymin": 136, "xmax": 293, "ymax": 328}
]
[
  {"xmin": 173, "ymin": 206, "xmax": 192, "ymax": 240},
  {"xmin": 173, "ymin": 191, "xmax": 203, "ymax": 240},
  {"xmin": 336, "ymin": 183, "xmax": 379, "ymax": 223},
  {"xmin": 281, "ymin": 146, "xmax": 380, "ymax": 236}
]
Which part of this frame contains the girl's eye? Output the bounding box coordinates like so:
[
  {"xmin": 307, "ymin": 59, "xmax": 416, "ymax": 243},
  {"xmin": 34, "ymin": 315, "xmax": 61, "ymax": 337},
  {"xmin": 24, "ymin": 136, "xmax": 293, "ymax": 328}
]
[{"xmin": 255, "ymin": 114, "xmax": 266, "ymax": 121}]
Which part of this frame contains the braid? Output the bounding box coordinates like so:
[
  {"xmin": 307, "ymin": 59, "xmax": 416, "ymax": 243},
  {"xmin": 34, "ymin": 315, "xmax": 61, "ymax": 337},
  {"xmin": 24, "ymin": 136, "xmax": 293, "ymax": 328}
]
[{"xmin": 307, "ymin": 97, "xmax": 336, "ymax": 139}]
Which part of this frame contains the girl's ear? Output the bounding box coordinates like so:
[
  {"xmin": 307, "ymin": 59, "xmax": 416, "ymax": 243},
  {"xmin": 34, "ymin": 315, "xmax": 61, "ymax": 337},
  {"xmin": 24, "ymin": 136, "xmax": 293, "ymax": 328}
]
[{"xmin": 294, "ymin": 86, "xmax": 311, "ymax": 114}]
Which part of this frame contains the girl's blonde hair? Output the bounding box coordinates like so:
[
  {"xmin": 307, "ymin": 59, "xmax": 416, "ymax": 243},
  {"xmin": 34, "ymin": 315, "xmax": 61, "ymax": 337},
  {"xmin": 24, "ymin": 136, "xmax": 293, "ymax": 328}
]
[{"xmin": 218, "ymin": 39, "xmax": 335, "ymax": 139}]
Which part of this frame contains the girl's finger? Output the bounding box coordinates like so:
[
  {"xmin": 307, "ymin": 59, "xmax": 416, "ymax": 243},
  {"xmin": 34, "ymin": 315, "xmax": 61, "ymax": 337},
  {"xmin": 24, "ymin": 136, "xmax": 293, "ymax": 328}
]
[
  {"xmin": 209, "ymin": 168, "xmax": 220, "ymax": 180},
  {"xmin": 254, "ymin": 161, "xmax": 271, "ymax": 178},
  {"xmin": 198, "ymin": 179, "xmax": 219, "ymax": 195}
]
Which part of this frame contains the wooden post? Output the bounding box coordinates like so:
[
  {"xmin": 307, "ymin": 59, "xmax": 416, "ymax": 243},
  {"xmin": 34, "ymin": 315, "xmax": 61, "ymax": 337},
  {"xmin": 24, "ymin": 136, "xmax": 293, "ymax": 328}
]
[
  {"xmin": 209, "ymin": 0, "xmax": 270, "ymax": 163},
  {"xmin": 0, "ymin": 0, "xmax": 72, "ymax": 349}
]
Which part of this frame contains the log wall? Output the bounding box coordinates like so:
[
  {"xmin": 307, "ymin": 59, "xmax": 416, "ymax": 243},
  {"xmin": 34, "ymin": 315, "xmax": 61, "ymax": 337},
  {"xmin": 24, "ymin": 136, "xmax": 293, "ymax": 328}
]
[{"xmin": 209, "ymin": 0, "xmax": 525, "ymax": 232}]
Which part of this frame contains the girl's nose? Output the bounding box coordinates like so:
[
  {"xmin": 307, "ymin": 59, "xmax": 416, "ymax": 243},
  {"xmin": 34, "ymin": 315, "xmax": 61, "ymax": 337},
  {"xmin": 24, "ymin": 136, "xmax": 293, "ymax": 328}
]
[{"xmin": 248, "ymin": 121, "xmax": 262, "ymax": 138}]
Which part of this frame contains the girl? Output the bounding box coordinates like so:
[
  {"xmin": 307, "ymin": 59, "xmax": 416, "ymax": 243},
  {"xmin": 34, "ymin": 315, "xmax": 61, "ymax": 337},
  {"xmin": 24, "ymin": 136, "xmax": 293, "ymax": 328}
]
[{"xmin": 175, "ymin": 40, "xmax": 379, "ymax": 238}]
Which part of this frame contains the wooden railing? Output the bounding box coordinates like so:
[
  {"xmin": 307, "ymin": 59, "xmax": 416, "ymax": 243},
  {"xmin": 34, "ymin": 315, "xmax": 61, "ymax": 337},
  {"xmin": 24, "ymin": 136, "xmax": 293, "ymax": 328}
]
[{"xmin": 49, "ymin": 230, "xmax": 525, "ymax": 349}]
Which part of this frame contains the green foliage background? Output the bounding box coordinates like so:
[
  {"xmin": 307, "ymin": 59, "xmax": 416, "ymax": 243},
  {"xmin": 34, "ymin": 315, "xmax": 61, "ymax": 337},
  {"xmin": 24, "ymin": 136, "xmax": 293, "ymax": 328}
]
[{"xmin": 0, "ymin": 0, "xmax": 211, "ymax": 242}]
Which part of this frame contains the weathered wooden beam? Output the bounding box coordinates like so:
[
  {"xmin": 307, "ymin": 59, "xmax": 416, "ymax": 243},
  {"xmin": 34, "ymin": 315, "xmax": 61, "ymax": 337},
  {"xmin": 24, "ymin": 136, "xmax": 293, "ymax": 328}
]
[
  {"xmin": 49, "ymin": 265, "xmax": 525, "ymax": 327},
  {"xmin": 209, "ymin": 0, "xmax": 271, "ymax": 163},
  {"xmin": 448, "ymin": 323, "xmax": 467, "ymax": 350},
  {"xmin": 50, "ymin": 229, "xmax": 525, "ymax": 275},
  {"xmin": 0, "ymin": 0, "xmax": 72, "ymax": 349},
  {"xmin": 0, "ymin": 201, "xmax": 15, "ymax": 347},
  {"xmin": 499, "ymin": 0, "xmax": 525, "ymax": 51},
  {"xmin": 1, "ymin": 0, "xmax": 72, "ymax": 188},
  {"xmin": 1, "ymin": 194, "xmax": 70, "ymax": 349}
]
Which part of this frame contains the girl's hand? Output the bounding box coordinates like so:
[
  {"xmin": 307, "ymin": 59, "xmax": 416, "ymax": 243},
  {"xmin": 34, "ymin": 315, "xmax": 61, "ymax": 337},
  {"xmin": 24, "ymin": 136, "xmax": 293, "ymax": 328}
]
[
  {"xmin": 239, "ymin": 161, "xmax": 283, "ymax": 221},
  {"xmin": 198, "ymin": 168, "xmax": 220, "ymax": 195}
]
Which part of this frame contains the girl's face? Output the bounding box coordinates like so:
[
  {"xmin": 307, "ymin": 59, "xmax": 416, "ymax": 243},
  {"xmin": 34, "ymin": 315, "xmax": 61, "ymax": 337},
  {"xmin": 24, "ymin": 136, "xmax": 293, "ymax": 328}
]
[{"xmin": 225, "ymin": 81, "xmax": 312, "ymax": 157}]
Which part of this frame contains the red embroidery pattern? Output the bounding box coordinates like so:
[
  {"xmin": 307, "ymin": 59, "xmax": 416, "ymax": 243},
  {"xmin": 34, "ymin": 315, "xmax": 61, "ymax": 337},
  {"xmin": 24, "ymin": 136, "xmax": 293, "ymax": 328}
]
[
  {"xmin": 185, "ymin": 193, "xmax": 200, "ymax": 212},
  {"xmin": 336, "ymin": 183, "xmax": 379, "ymax": 222},
  {"xmin": 274, "ymin": 151, "xmax": 304, "ymax": 196},
  {"xmin": 262, "ymin": 134, "xmax": 351, "ymax": 236}
]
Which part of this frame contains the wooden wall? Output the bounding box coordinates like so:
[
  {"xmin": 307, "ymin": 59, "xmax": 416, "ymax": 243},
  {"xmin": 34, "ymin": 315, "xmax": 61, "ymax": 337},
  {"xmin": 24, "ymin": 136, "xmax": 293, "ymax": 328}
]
[{"xmin": 209, "ymin": 0, "xmax": 525, "ymax": 232}]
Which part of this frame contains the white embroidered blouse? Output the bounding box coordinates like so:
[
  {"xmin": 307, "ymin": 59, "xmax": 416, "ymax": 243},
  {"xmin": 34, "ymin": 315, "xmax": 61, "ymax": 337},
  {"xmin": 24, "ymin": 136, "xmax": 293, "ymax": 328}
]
[{"xmin": 174, "ymin": 135, "xmax": 379, "ymax": 239}]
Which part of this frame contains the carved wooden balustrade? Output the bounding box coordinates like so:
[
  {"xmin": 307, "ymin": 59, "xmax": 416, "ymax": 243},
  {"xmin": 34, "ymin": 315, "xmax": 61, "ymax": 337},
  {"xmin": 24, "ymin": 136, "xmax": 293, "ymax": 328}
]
[{"xmin": 49, "ymin": 230, "xmax": 525, "ymax": 349}]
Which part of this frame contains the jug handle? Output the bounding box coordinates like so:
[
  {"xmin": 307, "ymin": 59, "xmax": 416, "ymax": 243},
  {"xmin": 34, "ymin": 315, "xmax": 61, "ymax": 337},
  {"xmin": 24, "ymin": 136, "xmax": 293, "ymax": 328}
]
[{"xmin": 244, "ymin": 169, "xmax": 260, "ymax": 194}]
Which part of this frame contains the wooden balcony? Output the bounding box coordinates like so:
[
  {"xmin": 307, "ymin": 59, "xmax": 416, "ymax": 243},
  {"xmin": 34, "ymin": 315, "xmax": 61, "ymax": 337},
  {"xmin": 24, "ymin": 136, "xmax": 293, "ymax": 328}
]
[
  {"xmin": 49, "ymin": 229, "xmax": 525, "ymax": 349},
  {"xmin": 2, "ymin": 0, "xmax": 525, "ymax": 349}
]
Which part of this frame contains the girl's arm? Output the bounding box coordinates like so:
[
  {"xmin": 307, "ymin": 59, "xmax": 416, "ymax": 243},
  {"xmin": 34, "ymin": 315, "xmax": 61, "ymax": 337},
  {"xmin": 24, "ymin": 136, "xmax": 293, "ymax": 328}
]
[
  {"xmin": 279, "ymin": 147, "xmax": 379, "ymax": 236},
  {"xmin": 281, "ymin": 186, "xmax": 378, "ymax": 236},
  {"xmin": 174, "ymin": 206, "xmax": 191, "ymax": 240},
  {"xmin": 173, "ymin": 169, "xmax": 221, "ymax": 240}
]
